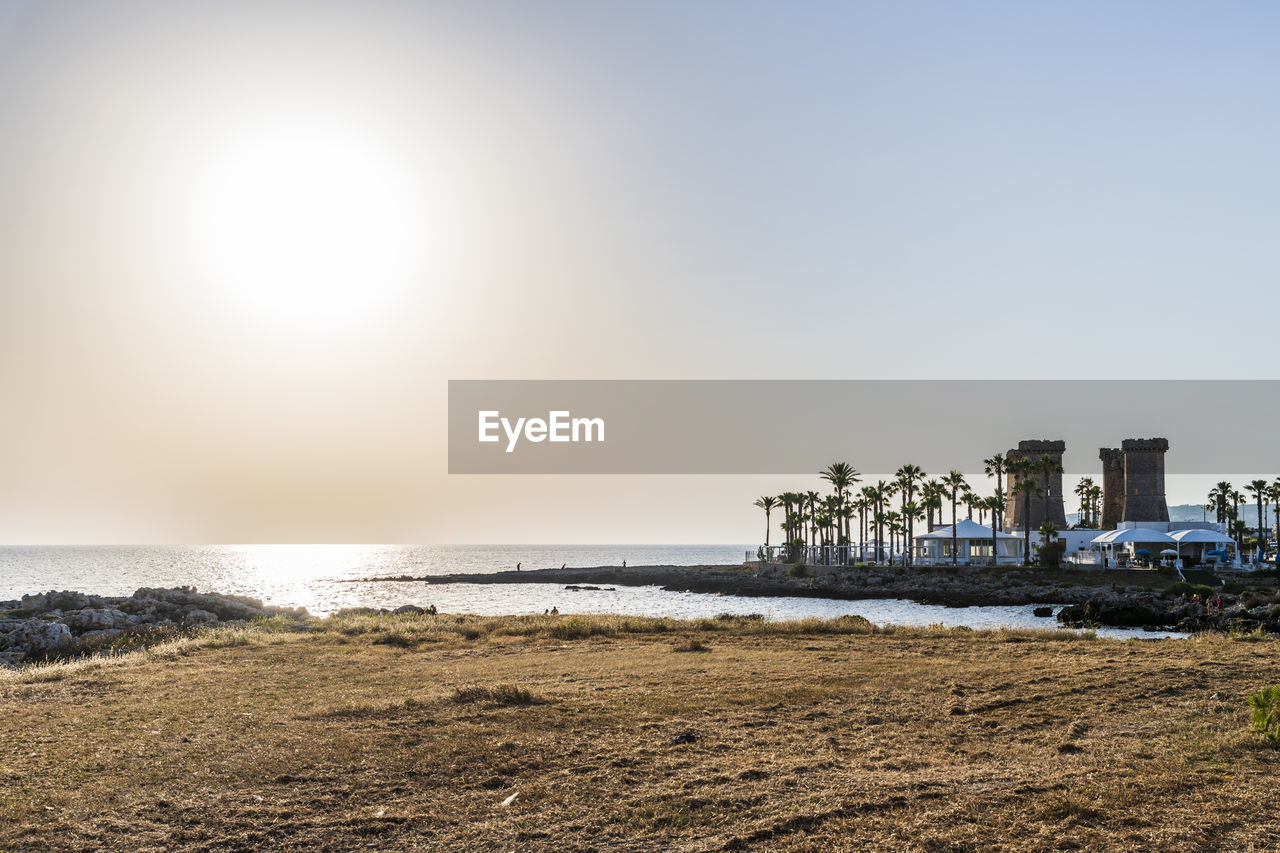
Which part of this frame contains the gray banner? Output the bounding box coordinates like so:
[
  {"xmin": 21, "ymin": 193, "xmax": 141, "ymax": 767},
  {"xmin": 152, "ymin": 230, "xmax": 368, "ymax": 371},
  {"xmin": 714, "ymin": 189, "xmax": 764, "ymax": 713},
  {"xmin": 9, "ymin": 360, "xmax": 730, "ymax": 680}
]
[{"xmin": 448, "ymin": 380, "xmax": 1276, "ymax": 474}]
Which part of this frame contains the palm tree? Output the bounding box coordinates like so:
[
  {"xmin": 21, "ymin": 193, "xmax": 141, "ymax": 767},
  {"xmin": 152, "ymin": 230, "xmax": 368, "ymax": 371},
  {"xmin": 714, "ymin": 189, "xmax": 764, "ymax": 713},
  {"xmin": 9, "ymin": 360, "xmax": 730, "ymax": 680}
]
[
  {"xmin": 1087, "ymin": 482, "xmax": 1103, "ymax": 528},
  {"xmin": 895, "ymin": 464, "xmax": 926, "ymax": 565},
  {"xmin": 785, "ymin": 510, "xmax": 803, "ymax": 557},
  {"xmin": 902, "ymin": 500, "xmax": 924, "ymax": 565},
  {"xmin": 1270, "ymin": 480, "xmax": 1280, "ymax": 544},
  {"xmin": 1208, "ymin": 481, "xmax": 1232, "ymax": 525},
  {"xmin": 1231, "ymin": 518, "xmax": 1250, "ymax": 550},
  {"xmin": 922, "ymin": 479, "xmax": 944, "ymax": 531},
  {"xmin": 804, "ymin": 491, "xmax": 822, "ymax": 553},
  {"xmin": 942, "ymin": 470, "xmax": 968, "ymax": 565},
  {"xmin": 871, "ymin": 480, "xmax": 892, "ymax": 562},
  {"xmin": 962, "ymin": 488, "xmax": 979, "ymax": 521},
  {"xmin": 1246, "ymin": 480, "xmax": 1269, "ymax": 553},
  {"xmin": 1038, "ymin": 521, "xmax": 1060, "ymax": 568},
  {"xmin": 885, "ymin": 511, "xmax": 903, "ymax": 561},
  {"xmin": 1229, "ymin": 489, "xmax": 1246, "ymax": 546},
  {"xmin": 823, "ymin": 495, "xmax": 841, "ymax": 546},
  {"xmin": 1004, "ymin": 457, "xmax": 1031, "ymax": 529},
  {"xmin": 753, "ymin": 496, "xmax": 778, "ymax": 549},
  {"xmin": 983, "ymin": 453, "xmax": 1007, "ymax": 529},
  {"xmin": 777, "ymin": 492, "xmax": 803, "ymax": 559},
  {"xmin": 857, "ymin": 489, "xmax": 875, "ymax": 560},
  {"xmin": 972, "ymin": 492, "xmax": 988, "ymax": 526},
  {"xmin": 982, "ymin": 495, "xmax": 1003, "ymax": 565},
  {"xmin": 1013, "ymin": 475, "xmax": 1044, "ymax": 565},
  {"xmin": 1074, "ymin": 477, "xmax": 1095, "ymax": 527},
  {"xmin": 820, "ymin": 462, "xmax": 861, "ymax": 548},
  {"xmin": 1035, "ymin": 454, "xmax": 1063, "ymax": 528}
]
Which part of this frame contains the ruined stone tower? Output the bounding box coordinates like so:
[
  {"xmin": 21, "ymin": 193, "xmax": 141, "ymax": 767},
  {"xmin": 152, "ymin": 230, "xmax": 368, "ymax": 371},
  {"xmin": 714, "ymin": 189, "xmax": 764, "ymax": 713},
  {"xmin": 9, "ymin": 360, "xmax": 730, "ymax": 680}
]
[
  {"xmin": 1004, "ymin": 439, "xmax": 1068, "ymax": 531},
  {"xmin": 1098, "ymin": 448, "xmax": 1125, "ymax": 528},
  {"xmin": 1121, "ymin": 438, "xmax": 1170, "ymax": 522}
]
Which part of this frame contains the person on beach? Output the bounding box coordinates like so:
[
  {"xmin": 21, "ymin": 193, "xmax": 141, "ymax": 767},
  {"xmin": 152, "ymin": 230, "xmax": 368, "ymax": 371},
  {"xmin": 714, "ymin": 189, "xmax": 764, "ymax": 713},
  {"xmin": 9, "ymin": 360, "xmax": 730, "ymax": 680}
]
[
  {"xmin": 622, "ymin": 561, "xmax": 626, "ymax": 569},
  {"xmin": 516, "ymin": 562, "xmax": 521, "ymax": 572}
]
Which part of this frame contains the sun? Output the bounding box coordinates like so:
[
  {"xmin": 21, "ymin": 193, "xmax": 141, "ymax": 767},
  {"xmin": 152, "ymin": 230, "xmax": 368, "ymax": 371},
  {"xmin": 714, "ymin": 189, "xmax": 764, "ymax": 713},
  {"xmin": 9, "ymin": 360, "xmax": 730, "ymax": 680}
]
[{"xmin": 193, "ymin": 119, "xmax": 422, "ymax": 328}]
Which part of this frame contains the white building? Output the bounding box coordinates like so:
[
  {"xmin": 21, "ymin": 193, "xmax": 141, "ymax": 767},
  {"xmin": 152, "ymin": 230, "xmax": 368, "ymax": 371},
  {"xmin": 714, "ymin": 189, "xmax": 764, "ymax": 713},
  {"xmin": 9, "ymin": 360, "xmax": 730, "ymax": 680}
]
[{"xmin": 913, "ymin": 519, "xmax": 1024, "ymax": 566}]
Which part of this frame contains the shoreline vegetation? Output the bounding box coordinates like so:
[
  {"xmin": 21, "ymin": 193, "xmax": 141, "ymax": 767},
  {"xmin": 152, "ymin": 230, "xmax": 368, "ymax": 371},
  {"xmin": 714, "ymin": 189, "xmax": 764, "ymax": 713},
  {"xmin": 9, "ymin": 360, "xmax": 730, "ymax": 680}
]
[{"xmin": 4, "ymin": 609, "xmax": 1280, "ymax": 850}]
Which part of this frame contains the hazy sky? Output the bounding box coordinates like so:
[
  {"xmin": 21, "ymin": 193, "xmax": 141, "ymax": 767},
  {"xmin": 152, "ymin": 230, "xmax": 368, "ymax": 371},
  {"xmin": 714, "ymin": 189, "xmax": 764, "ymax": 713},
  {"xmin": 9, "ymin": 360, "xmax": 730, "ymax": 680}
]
[{"xmin": 1, "ymin": 1, "xmax": 1276, "ymax": 543}]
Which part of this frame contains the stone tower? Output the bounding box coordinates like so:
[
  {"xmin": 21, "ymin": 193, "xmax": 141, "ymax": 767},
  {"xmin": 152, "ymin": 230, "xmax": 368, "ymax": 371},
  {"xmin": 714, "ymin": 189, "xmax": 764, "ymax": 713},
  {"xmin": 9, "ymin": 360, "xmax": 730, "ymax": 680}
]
[
  {"xmin": 1121, "ymin": 438, "xmax": 1170, "ymax": 522},
  {"xmin": 1098, "ymin": 448, "xmax": 1125, "ymax": 528},
  {"xmin": 1004, "ymin": 439, "xmax": 1068, "ymax": 531}
]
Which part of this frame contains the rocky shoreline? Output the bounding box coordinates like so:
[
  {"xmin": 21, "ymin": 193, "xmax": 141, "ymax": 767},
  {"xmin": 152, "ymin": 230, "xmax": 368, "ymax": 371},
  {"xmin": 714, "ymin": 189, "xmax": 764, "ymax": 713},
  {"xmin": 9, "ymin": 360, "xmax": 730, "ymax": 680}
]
[
  {"xmin": 354, "ymin": 562, "xmax": 1146, "ymax": 607},
  {"xmin": 359, "ymin": 563, "xmax": 1280, "ymax": 635},
  {"xmin": 0, "ymin": 587, "xmax": 309, "ymax": 666}
]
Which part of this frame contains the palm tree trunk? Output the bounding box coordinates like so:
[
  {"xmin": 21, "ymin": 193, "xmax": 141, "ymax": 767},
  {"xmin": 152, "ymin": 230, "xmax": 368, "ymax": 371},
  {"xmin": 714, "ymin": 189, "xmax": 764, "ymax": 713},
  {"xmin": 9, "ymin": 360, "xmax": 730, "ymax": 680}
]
[
  {"xmin": 1042, "ymin": 474, "xmax": 1051, "ymax": 527},
  {"xmin": 951, "ymin": 495, "xmax": 958, "ymax": 566},
  {"xmin": 1258, "ymin": 496, "xmax": 1265, "ymax": 549},
  {"xmin": 1023, "ymin": 491, "xmax": 1032, "ymax": 564}
]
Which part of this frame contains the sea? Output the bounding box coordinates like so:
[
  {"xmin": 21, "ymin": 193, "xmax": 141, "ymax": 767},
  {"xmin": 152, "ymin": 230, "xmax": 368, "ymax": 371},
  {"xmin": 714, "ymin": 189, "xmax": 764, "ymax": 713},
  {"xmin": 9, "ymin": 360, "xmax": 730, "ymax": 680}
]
[{"xmin": 0, "ymin": 544, "xmax": 1181, "ymax": 638}]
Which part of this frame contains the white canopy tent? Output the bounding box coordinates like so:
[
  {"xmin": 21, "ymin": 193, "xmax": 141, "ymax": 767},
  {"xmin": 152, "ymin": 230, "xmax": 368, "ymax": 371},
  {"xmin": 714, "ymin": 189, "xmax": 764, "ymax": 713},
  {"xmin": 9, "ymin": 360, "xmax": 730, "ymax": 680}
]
[
  {"xmin": 1089, "ymin": 528, "xmax": 1177, "ymax": 567},
  {"xmin": 1170, "ymin": 528, "xmax": 1238, "ymax": 566},
  {"xmin": 1091, "ymin": 528, "xmax": 1177, "ymax": 546},
  {"xmin": 915, "ymin": 519, "xmax": 1023, "ymax": 566}
]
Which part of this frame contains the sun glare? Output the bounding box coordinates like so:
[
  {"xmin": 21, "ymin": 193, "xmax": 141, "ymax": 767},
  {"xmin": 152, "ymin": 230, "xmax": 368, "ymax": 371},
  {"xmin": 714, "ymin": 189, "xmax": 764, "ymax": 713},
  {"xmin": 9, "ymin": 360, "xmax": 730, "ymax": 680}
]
[{"xmin": 194, "ymin": 120, "xmax": 422, "ymax": 328}]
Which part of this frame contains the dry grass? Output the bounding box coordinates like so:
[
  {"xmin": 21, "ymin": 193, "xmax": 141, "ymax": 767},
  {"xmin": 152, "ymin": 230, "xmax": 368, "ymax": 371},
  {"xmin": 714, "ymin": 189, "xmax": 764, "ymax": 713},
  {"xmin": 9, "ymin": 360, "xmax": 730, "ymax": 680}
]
[{"xmin": 2, "ymin": 612, "xmax": 1279, "ymax": 851}]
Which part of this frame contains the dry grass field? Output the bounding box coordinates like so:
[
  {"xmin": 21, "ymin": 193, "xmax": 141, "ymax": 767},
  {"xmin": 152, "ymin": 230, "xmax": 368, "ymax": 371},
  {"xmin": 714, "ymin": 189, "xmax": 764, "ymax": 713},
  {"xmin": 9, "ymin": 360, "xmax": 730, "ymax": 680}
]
[{"xmin": 3, "ymin": 613, "xmax": 1279, "ymax": 852}]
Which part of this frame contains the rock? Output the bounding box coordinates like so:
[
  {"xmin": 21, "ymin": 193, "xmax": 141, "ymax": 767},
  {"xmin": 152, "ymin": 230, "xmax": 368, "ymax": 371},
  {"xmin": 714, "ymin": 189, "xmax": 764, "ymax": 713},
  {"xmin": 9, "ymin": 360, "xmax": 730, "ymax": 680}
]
[
  {"xmin": 1033, "ymin": 606, "xmax": 1054, "ymax": 618},
  {"xmin": 62, "ymin": 608, "xmax": 132, "ymax": 633},
  {"xmin": 392, "ymin": 604, "xmax": 437, "ymax": 615},
  {"xmin": 1057, "ymin": 593, "xmax": 1179, "ymax": 629},
  {"xmin": 0, "ymin": 619, "xmax": 72, "ymax": 655},
  {"xmin": 15, "ymin": 590, "xmax": 96, "ymax": 615},
  {"xmin": 333, "ymin": 607, "xmax": 384, "ymax": 617},
  {"xmin": 0, "ymin": 586, "xmax": 315, "ymax": 665},
  {"xmin": 79, "ymin": 628, "xmax": 123, "ymax": 642},
  {"xmin": 183, "ymin": 609, "xmax": 219, "ymax": 624}
]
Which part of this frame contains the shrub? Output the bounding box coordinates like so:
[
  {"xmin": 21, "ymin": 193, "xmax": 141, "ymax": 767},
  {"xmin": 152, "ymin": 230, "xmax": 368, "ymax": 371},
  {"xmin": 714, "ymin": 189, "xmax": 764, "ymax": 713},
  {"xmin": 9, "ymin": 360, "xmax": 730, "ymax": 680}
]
[
  {"xmin": 1164, "ymin": 582, "xmax": 1218, "ymax": 598},
  {"xmin": 372, "ymin": 632, "xmax": 416, "ymax": 648},
  {"xmin": 673, "ymin": 637, "xmax": 709, "ymax": 653},
  {"xmin": 1037, "ymin": 541, "xmax": 1064, "ymax": 569},
  {"xmin": 1248, "ymin": 686, "xmax": 1280, "ymax": 743},
  {"xmin": 547, "ymin": 616, "xmax": 614, "ymax": 640},
  {"xmin": 27, "ymin": 624, "xmax": 200, "ymax": 663},
  {"xmin": 452, "ymin": 684, "xmax": 540, "ymax": 706},
  {"xmin": 788, "ymin": 563, "xmax": 807, "ymax": 579}
]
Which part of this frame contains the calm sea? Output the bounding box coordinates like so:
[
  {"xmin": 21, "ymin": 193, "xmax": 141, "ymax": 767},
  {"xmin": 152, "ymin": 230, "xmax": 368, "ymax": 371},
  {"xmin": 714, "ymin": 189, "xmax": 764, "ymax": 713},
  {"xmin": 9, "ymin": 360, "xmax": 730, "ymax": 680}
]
[{"xmin": 0, "ymin": 544, "xmax": 1180, "ymax": 638}]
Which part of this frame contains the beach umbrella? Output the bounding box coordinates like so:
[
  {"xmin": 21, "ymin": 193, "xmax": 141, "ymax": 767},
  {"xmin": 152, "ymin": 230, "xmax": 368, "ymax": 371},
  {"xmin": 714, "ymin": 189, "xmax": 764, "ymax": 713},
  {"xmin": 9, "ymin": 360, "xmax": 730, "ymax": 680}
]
[
  {"xmin": 1134, "ymin": 549, "xmax": 1153, "ymax": 555},
  {"xmin": 1159, "ymin": 549, "xmax": 1178, "ymax": 556},
  {"xmin": 1206, "ymin": 549, "xmax": 1226, "ymax": 556}
]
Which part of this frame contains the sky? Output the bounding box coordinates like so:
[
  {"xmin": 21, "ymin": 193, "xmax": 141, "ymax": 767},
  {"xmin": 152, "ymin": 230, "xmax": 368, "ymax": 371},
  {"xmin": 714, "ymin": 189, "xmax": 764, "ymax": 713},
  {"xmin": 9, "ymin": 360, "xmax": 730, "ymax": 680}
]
[{"xmin": 0, "ymin": 0, "xmax": 1277, "ymax": 544}]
